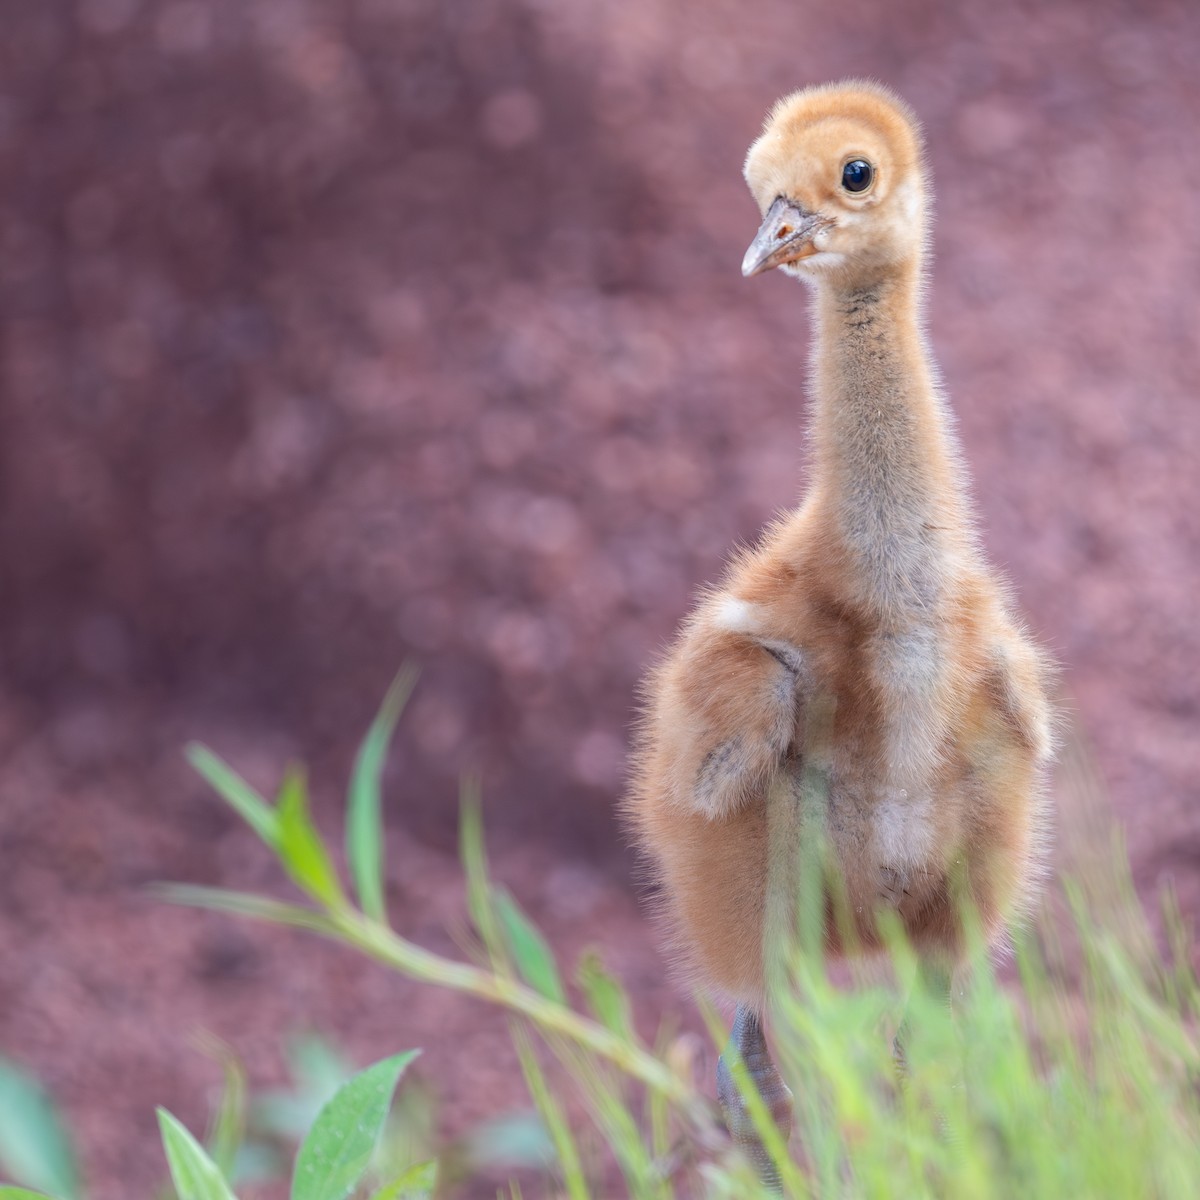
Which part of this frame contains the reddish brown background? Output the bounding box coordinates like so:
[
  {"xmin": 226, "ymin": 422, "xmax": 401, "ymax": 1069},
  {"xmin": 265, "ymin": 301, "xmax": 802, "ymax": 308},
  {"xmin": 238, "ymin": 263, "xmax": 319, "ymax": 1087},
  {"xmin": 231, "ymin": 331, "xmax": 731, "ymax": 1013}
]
[{"xmin": 1, "ymin": 0, "xmax": 1199, "ymax": 1195}]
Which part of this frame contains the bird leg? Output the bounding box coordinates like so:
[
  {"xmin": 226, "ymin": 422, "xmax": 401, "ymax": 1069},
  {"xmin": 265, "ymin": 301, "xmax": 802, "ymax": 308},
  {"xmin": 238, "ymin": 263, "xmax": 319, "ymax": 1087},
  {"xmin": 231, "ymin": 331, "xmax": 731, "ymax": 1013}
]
[{"xmin": 716, "ymin": 1004, "xmax": 793, "ymax": 1189}]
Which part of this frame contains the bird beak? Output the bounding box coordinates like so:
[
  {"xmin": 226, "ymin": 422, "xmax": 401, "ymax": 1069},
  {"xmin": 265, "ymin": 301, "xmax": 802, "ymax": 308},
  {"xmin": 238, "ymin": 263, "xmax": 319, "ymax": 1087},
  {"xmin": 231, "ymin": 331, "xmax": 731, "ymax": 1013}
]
[{"xmin": 741, "ymin": 196, "xmax": 827, "ymax": 278}]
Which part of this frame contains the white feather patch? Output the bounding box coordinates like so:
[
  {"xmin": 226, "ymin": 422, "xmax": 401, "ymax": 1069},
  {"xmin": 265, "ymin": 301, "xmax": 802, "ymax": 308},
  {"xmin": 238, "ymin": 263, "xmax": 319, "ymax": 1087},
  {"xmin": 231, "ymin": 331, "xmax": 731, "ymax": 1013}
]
[{"xmin": 712, "ymin": 595, "xmax": 762, "ymax": 635}]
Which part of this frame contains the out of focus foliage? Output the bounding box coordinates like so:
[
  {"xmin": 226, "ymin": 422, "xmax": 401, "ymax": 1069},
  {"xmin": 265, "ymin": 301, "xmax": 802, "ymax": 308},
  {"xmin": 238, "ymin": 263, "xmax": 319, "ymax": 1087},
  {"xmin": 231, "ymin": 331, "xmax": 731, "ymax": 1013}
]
[
  {"xmin": 92, "ymin": 684, "xmax": 1200, "ymax": 1196},
  {"xmin": 5, "ymin": 673, "xmax": 1199, "ymax": 1199}
]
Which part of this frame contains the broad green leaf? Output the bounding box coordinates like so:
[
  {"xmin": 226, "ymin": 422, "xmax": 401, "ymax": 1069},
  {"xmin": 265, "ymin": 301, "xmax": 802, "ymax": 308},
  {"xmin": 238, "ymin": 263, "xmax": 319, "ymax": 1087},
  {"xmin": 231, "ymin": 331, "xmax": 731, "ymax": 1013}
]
[
  {"xmin": 0, "ymin": 1060, "xmax": 79, "ymax": 1200},
  {"xmin": 0, "ymin": 1189, "xmax": 59, "ymax": 1199},
  {"xmin": 153, "ymin": 885, "xmax": 339, "ymax": 935},
  {"xmin": 347, "ymin": 665, "xmax": 418, "ymax": 922},
  {"xmin": 367, "ymin": 1160, "xmax": 436, "ymax": 1200},
  {"xmin": 576, "ymin": 951, "xmax": 634, "ymax": 1041},
  {"xmin": 291, "ymin": 1051, "xmax": 419, "ymax": 1200},
  {"xmin": 156, "ymin": 1109, "xmax": 239, "ymax": 1200},
  {"xmin": 277, "ymin": 768, "xmax": 347, "ymax": 910},
  {"xmin": 186, "ymin": 744, "xmax": 279, "ymax": 848},
  {"xmin": 494, "ymin": 889, "xmax": 565, "ymax": 1004}
]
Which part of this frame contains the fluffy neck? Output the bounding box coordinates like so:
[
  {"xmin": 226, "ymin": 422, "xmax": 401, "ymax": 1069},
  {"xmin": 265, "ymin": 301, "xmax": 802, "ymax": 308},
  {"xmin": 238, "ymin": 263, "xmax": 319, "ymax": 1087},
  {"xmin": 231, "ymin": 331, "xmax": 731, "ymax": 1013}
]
[{"xmin": 805, "ymin": 260, "xmax": 974, "ymax": 623}]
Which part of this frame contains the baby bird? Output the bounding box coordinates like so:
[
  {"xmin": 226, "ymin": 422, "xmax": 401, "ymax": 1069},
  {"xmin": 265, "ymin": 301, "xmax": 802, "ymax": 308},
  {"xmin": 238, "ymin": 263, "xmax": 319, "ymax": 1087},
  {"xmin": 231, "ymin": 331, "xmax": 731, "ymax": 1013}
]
[{"xmin": 626, "ymin": 81, "xmax": 1055, "ymax": 1177}]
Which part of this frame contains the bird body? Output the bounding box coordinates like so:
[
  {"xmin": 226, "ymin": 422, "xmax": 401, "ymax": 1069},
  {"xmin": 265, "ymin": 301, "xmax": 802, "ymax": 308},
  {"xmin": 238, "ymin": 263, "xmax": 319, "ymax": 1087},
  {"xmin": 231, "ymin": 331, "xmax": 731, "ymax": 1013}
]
[{"xmin": 627, "ymin": 82, "xmax": 1054, "ymax": 1010}]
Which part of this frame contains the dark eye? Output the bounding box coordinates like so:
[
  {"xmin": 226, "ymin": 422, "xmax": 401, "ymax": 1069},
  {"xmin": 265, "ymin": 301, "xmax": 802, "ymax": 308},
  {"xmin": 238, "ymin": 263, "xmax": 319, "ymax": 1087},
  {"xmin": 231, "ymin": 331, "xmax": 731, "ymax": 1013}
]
[{"xmin": 841, "ymin": 159, "xmax": 873, "ymax": 193}]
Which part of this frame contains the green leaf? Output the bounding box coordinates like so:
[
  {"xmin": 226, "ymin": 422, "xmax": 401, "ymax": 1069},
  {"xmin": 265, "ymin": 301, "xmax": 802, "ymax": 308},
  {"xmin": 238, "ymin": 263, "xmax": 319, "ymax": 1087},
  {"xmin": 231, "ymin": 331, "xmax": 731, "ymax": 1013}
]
[
  {"xmin": 253, "ymin": 1035, "xmax": 355, "ymax": 1142},
  {"xmin": 367, "ymin": 1160, "xmax": 436, "ymax": 1200},
  {"xmin": 347, "ymin": 665, "xmax": 418, "ymax": 923},
  {"xmin": 288, "ymin": 1035, "xmax": 356, "ymax": 1106},
  {"xmin": 277, "ymin": 768, "xmax": 347, "ymax": 910},
  {"xmin": 576, "ymin": 951, "xmax": 634, "ymax": 1041},
  {"xmin": 458, "ymin": 780, "xmax": 505, "ymax": 967},
  {"xmin": 466, "ymin": 1112, "xmax": 556, "ymax": 1170},
  {"xmin": 0, "ymin": 1059, "xmax": 80, "ymax": 1200},
  {"xmin": 0, "ymin": 1189, "xmax": 60, "ymax": 1199},
  {"xmin": 291, "ymin": 1051, "xmax": 419, "ymax": 1200},
  {"xmin": 186, "ymin": 744, "xmax": 279, "ymax": 849},
  {"xmin": 157, "ymin": 1109, "xmax": 239, "ymax": 1200},
  {"xmin": 494, "ymin": 889, "xmax": 565, "ymax": 1005},
  {"xmin": 153, "ymin": 885, "xmax": 340, "ymax": 935}
]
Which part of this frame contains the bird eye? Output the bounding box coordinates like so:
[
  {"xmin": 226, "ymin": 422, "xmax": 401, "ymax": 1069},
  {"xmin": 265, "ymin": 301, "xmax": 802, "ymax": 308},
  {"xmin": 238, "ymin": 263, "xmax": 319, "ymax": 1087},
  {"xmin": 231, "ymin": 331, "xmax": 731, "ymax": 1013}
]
[{"xmin": 841, "ymin": 159, "xmax": 873, "ymax": 193}]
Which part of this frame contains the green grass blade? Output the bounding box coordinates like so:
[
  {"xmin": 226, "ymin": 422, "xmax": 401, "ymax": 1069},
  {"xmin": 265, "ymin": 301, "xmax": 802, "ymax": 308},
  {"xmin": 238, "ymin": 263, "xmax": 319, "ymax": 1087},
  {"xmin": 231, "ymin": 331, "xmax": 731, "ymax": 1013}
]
[
  {"xmin": 0, "ymin": 1060, "xmax": 80, "ymax": 1200},
  {"xmin": 459, "ymin": 781, "xmax": 508, "ymax": 970},
  {"xmin": 576, "ymin": 952, "xmax": 635, "ymax": 1042},
  {"xmin": 0, "ymin": 1189, "xmax": 61, "ymax": 1199},
  {"xmin": 186, "ymin": 744, "xmax": 279, "ymax": 849},
  {"xmin": 276, "ymin": 768, "xmax": 347, "ymax": 910},
  {"xmin": 646, "ymin": 1025, "xmax": 675, "ymax": 1168},
  {"xmin": 698, "ymin": 1000, "xmax": 809, "ymax": 1199},
  {"xmin": 494, "ymin": 889, "xmax": 566, "ymax": 1005},
  {"xmin": 347, "ymin": 665, "xmax": 419, "ymax": 923},
  {"xmin": 193, "ymin": 1034, "xmax": 247, "ymax": 1180},
  {"xmin": 291, "ymin": 1051, "xmax": 420, "ymax": 1200},
  {"xmin": 510, "ymin": 1025, "xmax": 589, "ymax": 1200},
  {"xmin": 553, "ymin": 1038, "xmax": 658, "ymax": 1199},
  {"xmin": 157, "ymin": 1109, "xmax": 239, "ymax": 1200},
  {"xmin": 153, "ymin": 885, "xmax": 340, "ymax": 936}
]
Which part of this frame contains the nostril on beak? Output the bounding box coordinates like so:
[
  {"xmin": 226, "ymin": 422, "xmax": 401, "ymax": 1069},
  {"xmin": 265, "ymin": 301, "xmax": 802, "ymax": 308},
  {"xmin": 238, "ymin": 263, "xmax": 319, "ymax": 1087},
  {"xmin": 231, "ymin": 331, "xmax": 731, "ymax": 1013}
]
[{"xmin": 776, "ymin": 226, "xmax": 792, "ymax": 239}]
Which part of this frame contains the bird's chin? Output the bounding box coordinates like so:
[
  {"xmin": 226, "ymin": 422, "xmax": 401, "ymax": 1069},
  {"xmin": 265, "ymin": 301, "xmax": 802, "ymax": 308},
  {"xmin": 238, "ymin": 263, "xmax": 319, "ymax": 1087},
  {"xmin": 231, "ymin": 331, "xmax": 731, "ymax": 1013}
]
[{"xmin": 781, "ymin": 252, "xmax": 845, "ymax": 279}]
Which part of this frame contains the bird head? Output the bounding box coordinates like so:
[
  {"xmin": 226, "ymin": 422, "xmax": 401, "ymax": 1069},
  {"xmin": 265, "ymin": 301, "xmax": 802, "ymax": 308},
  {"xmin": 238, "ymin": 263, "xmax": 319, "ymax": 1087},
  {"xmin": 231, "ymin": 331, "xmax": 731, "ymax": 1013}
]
[{"xmin": 741, "ymin": 81, "xmax": 927, "ymax": 287}]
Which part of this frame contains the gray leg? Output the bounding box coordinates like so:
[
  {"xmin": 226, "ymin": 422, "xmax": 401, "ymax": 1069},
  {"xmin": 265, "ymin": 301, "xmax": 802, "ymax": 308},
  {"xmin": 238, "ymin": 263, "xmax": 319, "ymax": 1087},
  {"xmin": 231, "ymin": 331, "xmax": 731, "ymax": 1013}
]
[{"xmin": 716, "ymin": 1005, "xmax": 793, "ymax": 1189}]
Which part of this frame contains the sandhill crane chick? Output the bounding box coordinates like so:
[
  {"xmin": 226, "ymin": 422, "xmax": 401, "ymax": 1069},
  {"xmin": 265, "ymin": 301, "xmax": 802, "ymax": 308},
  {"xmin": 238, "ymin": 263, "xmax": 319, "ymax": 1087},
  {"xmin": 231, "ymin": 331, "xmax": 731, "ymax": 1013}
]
[{"xmin": 626, "ymin": 80, "xmax": 1055, "ymax": 1179}]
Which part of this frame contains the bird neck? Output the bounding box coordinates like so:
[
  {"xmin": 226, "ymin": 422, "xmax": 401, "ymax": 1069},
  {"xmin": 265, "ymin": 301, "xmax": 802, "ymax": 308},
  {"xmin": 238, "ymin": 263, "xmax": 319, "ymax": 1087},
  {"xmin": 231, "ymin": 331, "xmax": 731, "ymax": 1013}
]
[{"xmin": 805, "ymin": 262, "xmax": 973, "ymax": 621}]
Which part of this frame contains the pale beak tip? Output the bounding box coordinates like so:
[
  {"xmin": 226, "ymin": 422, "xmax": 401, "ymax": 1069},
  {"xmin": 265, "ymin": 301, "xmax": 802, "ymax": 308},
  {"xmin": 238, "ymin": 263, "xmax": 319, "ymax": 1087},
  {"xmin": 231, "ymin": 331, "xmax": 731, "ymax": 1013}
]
[{"xmin": 741, "ymin": 248, "xmax": 767, "ymax": 278}]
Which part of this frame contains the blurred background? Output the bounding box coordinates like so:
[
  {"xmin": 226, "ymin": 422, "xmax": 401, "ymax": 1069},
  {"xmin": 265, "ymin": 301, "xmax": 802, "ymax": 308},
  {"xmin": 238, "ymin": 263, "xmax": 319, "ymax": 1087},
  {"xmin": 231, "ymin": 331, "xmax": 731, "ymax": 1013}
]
[{"xmin": 1, "ymin": 0, "xmax": 1198, "ymax": 1193}]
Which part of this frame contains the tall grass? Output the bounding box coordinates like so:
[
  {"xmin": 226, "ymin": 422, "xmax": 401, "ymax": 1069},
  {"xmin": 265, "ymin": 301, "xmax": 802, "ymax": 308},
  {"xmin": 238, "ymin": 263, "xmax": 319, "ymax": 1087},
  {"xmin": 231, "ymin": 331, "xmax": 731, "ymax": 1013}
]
[
  {"xmin": 169, "ymin": 673, "xmax": 1200, "ymax": 1198},
  {"xmin": 5, "ymin": 671, "xmax": 1197, "ymax": 1199}
]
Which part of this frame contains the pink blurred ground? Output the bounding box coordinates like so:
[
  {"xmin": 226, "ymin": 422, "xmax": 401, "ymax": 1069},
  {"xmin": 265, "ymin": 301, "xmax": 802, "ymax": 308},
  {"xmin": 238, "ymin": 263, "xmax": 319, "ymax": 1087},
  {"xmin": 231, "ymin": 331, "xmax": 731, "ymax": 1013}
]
[{"xmin": 1, "ymin": 0, "xmax": 1198, "ymax": 1195}]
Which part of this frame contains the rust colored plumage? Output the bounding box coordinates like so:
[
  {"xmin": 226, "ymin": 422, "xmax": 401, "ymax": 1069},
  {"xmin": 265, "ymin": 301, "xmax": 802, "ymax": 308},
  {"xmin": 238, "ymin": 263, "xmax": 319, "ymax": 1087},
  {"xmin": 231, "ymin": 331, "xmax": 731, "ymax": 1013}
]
[{"xmin": 625, "ymin": 81, "xmax": 1056, "ymax": 1010}]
